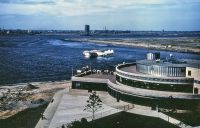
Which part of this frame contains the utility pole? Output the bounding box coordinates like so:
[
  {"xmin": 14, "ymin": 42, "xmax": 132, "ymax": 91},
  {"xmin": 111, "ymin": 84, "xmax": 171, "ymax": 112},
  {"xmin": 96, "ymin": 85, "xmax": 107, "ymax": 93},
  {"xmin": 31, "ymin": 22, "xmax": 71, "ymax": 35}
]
[
  {"xmin": 90, "ymin": 63, "xmax": 92, "ymax": 71},
  {"xmin": 71, "ymin": 66, "xmax": 73, "ymax": 76}
]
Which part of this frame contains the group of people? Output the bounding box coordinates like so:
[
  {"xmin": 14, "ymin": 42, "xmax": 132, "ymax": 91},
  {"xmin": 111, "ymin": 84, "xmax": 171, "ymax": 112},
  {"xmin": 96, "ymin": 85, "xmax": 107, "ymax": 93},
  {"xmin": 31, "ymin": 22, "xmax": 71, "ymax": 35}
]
[
  {"xmin": 41, "ymin": 113, "xmax": 46, "ymax": 120},
  {"xmin": 92, "ymin": 69, "xmax": 114, "ymax": 75}
]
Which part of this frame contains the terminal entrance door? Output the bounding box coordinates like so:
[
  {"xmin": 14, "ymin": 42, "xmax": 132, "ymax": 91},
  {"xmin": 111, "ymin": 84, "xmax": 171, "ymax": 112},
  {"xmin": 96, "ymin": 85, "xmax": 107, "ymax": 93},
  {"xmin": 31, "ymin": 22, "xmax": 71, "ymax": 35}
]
[{"xmin": 194, "ymin": 88, "xmax": 198, "ymax": 94}]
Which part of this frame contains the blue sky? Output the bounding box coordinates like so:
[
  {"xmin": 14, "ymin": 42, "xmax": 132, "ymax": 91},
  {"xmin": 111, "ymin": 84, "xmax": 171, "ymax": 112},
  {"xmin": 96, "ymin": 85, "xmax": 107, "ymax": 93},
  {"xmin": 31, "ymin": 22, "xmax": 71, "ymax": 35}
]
[{"xmin": 0, "ymin": 0, "xmax": 200, "ymax": 30}]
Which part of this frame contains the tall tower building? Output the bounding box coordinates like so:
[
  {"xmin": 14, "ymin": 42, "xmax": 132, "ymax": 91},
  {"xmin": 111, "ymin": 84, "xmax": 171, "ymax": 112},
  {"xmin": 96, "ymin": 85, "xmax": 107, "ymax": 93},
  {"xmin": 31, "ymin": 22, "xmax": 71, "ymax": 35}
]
[{"xmin": 85, "ymin": 25, "xmax": 90, "ymax": 36}]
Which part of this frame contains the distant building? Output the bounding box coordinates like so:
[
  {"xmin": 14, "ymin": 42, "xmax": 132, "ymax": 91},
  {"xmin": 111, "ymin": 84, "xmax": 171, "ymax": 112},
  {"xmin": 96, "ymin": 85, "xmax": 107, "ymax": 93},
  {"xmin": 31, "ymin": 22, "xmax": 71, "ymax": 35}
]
[
  {"xmin": 27, "ymin": 29, "xmax": 32, "ymax": 34},
  {"xmin": 84, "ymin": 25, "xmax": 90, "ymax": 36},
  {"xmin": 147, "ymin": 52, "xmax": 160, "ymax": 60},
  {"xmin": 6, "ymin": 30, "xmax": 10, "ymax": 34}
]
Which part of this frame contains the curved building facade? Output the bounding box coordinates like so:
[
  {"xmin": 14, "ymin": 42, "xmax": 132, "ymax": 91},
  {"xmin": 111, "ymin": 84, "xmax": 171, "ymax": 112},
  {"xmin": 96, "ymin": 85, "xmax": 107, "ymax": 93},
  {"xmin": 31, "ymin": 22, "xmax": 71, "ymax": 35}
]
[
  {"xmin": 116, "ymin": 63, "xmax": 194, "ymax": 93},
  {"xmin": 136, "ymin": 60, "xmax": 186, "ymax": 77},
  {"xmin": 72, "ymin": 52, "xmax": 200, "ymax": 109},
  {"xmin": 116, "ymin": 53, "xmax": 199, "ymax": 93}
]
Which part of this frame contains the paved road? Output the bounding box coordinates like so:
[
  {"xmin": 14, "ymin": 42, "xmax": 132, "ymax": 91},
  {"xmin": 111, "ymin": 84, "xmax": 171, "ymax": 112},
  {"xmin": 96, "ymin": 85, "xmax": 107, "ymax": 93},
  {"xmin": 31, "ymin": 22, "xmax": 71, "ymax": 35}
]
[{"xmin": 35, "ymin": 88, "xmax": 69, "ymax": 128}]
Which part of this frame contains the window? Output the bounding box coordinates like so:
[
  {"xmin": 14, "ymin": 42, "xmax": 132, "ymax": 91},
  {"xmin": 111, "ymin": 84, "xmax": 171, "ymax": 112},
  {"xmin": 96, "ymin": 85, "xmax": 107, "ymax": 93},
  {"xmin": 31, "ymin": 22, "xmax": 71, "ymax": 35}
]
[
  {"xmin": 119, "ymin": 77, "xmax": 122, "ymax": 82},
  {"xmin": 188, "ymin": 70, "xmax": 191, "ymax": 76},
  {"xmin": 75, "ymin": 82, "xmax": 80, "ymax": 87},
  {"xmin": 181, "ymin": 68, "xmax": 185, "ymax": 72}
]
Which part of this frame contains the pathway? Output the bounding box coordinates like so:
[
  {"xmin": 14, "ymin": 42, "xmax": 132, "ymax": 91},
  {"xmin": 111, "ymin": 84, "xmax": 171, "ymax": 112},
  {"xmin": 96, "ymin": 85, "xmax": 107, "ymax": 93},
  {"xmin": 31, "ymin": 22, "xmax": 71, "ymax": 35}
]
[
  {"xmin": 35, "ymin": 88, "xmax": 199, "ymax": 128},
  {"xmin": 48, "ymin": 92, "xmax": 121, "ymax": 128},
  {"xmin": 35, "ymin": 88, "xmax": 69, "ymax": 128}
]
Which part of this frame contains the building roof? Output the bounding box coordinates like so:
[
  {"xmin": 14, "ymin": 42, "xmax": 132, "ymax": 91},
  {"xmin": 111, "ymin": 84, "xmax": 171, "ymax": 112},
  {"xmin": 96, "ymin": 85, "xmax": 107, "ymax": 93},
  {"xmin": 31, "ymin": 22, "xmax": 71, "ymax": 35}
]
[{"xmin": 136, "ymin": 59, "xmax": 200, "ymax": 68}]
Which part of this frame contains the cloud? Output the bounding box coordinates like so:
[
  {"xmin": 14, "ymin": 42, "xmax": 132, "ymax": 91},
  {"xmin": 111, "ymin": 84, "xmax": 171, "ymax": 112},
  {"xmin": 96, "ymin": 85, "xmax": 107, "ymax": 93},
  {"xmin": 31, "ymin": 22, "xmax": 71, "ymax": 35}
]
[
  {"xmin": 0, "ymin": 0, "xmax": 200, "ymax": 16},
  {"xmin": 0, "ymin": 0, "xmax": 55, "ymax": 4},
  {"xmin": 0, "ymin": 0, "xmax": 200, "ymax": 30}
]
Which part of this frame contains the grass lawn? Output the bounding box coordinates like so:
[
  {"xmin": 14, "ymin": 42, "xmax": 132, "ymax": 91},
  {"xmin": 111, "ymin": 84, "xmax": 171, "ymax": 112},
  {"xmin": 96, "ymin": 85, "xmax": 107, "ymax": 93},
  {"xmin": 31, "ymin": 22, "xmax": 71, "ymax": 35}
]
[
  {"xmin": 91, "ymin": 112, "xmax": 179, "ymax": 128},
  {"xmin": 0, "ymin": 103, "xmax": 48, "ymax": 128},
  {"xmin": 164, "ymin": 111, "xmax": 200, "ymax": 127},
  {"xmin": 68, "ymin": 111, "xmax": 179, "ymax": 128}
]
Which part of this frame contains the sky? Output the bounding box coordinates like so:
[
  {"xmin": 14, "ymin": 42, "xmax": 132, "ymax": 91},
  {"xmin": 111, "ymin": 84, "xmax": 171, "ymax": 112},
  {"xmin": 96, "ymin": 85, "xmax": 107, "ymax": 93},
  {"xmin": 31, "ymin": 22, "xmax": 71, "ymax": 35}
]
[{"xmin": 0, "ymin": 0, "xmax": 200, "ymax": 31}]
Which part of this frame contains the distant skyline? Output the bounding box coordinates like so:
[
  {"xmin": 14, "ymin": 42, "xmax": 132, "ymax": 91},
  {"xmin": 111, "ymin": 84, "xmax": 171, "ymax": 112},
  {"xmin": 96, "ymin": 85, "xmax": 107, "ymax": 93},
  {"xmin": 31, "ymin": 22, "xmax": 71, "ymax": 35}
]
[{"xmin": 0, "ymin": 0, "xmax": 200, "ymax": 31}]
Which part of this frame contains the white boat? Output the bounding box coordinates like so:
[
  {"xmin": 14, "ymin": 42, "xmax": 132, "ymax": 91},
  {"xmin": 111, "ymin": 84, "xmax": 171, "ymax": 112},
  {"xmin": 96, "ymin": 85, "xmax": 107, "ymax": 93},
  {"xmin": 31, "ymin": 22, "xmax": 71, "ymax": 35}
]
[
  {"xmin": 104, "ymin": 49, "xmax": 114, "ymax": 55},
  {"xmin": 83, "ymin": 49, "xmax": 114, "ymax": 57},
  {"xmin": 83, "ymin": 51, "xmax": 91, "ymax": 57}
]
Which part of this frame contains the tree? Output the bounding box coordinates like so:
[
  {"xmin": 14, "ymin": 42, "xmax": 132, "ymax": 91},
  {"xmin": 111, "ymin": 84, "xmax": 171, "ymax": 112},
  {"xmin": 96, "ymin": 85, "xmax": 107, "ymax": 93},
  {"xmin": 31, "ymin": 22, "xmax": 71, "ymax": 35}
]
[
  {"xmin": 84, "ymin": 91, "xmax": 103, "ymax": 120},
  {"xmin": 66, "ymin": 118, "xmax": 89, "ymax": 128},
  {"xmin": 165, "ymin": 96, "xmax": 177, "ymax": 113},
  {"xmin": 160, "ymin": 95, "xmax": 177, "ymax": 113}
]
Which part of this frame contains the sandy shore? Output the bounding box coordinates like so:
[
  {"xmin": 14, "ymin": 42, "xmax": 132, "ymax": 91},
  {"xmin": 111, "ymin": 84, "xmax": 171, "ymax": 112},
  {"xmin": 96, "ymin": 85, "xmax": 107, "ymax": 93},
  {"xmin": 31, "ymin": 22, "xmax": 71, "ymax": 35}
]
[
  {"xmin": 66, "ymin": 37, "xmax": 200, "ymax": 54},
  {"xmin": 0, "ymin": 80, "xmax": 70, "ymax": 119}
]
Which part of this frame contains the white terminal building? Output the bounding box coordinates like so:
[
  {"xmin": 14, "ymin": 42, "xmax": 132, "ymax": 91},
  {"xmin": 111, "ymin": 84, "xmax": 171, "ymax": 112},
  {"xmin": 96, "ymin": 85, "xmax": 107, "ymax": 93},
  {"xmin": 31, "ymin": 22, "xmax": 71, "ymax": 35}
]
[
  {"xmin": 72, "ymin": 52, "xmax": 200, "ymax": 109},
  {"xmin": 125, "ymin": 52, "xmax": 200, "ymax": 94}
]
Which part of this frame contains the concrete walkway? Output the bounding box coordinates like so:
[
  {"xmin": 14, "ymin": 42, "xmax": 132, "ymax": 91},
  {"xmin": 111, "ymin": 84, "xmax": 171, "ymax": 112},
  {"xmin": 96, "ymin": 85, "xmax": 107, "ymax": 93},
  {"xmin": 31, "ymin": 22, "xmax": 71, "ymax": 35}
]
[
  {"xmin": 35, "ymin": 88, "xmax": 199, "ymax": 128},
  {"xmin": 35, "ymin": 88, "xmax": 68, "ymax": 128},
  {"xmin": 48, "ymin": 93, "xmax": 121, "ymax": 128},
  {"xmin": 158, "ymin": 112, "xmax": 192, "ymax": 128}
]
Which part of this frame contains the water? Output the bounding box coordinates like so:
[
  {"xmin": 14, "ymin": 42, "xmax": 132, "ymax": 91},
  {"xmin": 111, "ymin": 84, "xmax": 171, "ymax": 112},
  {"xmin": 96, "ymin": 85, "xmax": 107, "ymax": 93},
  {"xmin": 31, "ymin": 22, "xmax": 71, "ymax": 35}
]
[{"xmin": 0, "ymin": 35, "xmax": 200, "ymax": 85}]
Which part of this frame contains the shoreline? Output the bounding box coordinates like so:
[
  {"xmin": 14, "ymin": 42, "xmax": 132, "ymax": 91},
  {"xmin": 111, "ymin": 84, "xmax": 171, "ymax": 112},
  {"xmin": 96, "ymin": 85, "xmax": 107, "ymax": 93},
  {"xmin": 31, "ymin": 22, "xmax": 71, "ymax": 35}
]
[
  {"xmin": 64, "ymin": 37, "xmax": 200, "ymax": 54},
  {"xmin": 0, "ymin": 80, "xmax": 70, "ymax": 119},
  {"xmin": 0, "ymin": 80, "xmax": 69, "ymax": 87}
]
